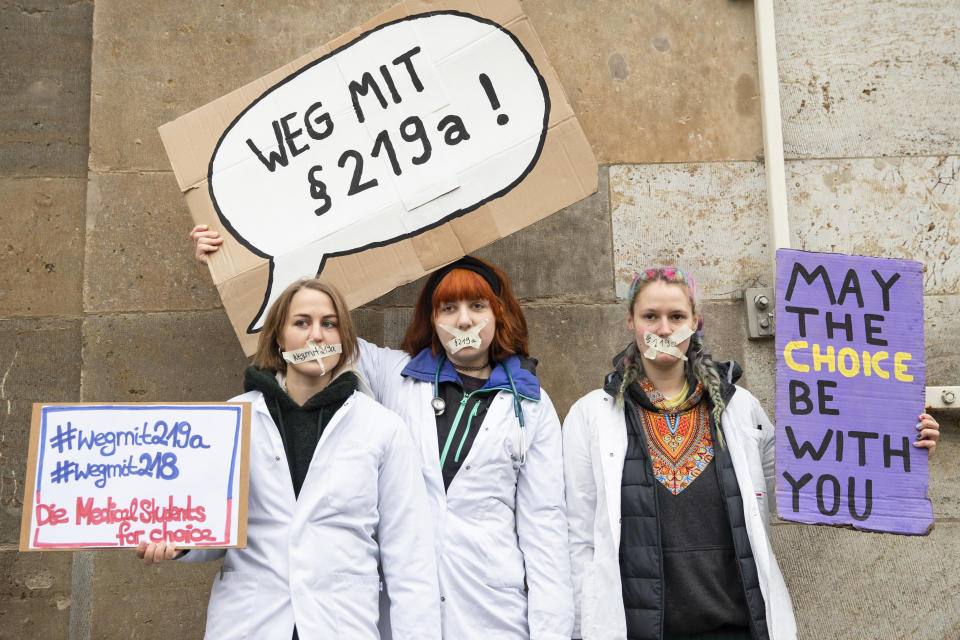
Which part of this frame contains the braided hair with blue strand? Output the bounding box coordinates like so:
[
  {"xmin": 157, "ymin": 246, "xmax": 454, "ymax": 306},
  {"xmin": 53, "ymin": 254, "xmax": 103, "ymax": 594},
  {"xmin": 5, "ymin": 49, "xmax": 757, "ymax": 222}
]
[{"xmin": 616, "ymin": 267, "xmax": 727, "ymax": 448}]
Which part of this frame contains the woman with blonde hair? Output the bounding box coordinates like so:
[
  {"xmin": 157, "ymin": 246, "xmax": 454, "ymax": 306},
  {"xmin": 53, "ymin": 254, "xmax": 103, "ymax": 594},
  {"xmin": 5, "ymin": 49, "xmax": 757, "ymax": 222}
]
[{"xmin": 137, "ymin": 277, "xmax": 440, "ymax": 640}]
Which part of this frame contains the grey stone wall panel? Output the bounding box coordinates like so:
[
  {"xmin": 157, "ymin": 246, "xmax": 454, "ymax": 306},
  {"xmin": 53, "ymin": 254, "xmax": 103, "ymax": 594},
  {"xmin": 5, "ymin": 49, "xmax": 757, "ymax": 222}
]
[
  {"xmin": 0, "ymin": 177, "xmax": 85, "ymax": 316},
  {"xmin": 525, "ymin": 303, "xmax": 627, "ymax": 418},
  {"xmin": 81, "ymin": 311, "xmax": 249, "ymax": 403},
  {"xmin": 770, "ymin": 521, "xmax": 960, "ymax": 639},
  {"xmin": 776, "ymin": 1, "xmax": 960, "ymax": 159},
  {"xmin": 0, "ymin": 318, "xmax": 81, "ymax": 544},
  {"xmin": 89, "ymin": 0, "xmax": 395, "ymax": 172},
  {"xmin": 787, "ymin": 156, "xmax": 959, "ymax": 295},
  {"xmin": 927, "ymin": 412, "xmax": 959, "ymax": 519},
  {"xmin": 91, "ymin": 550, "xmax": 218, "ymax": 640},
  {"xmin": 610, "ymin": 162, "xmax": 774, "ymax": 300},
  {"xmin": 83, "ymin": 172, "xmax": 221, "ymax": 313},
  {"xmin": 369, "ymin": 166, "xmax": 613, "ymax": 307},
  {"xmin": 0, "ymin": 550, "xmax": 72, "ymax": 640},
  {"xmin": 522, "ymin": 0, "xmax": 763, "ymax": 163},
  {"xmin": 924, "ymin": 294, "xmax": 960, "ymax": 387},
  {"xmin": 0, "ymin": 1, "xmax": 93, "ymax": 177}
]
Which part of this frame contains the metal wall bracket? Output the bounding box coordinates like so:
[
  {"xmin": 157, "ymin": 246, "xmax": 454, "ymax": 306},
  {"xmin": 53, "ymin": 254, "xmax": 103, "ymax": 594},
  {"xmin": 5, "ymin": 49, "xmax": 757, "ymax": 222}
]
[
  {"xmin": 925, "ymin": 386, "xmax": 960, "ymax": 411},
  {"xmin": 745, "ymin": 287, "xmax": 775, "ymax": 340}
]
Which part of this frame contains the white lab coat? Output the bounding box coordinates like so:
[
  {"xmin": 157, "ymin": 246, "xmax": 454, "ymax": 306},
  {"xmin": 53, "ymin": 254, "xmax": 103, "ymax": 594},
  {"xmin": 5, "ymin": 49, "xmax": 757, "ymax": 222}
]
[
  {"xmin": 562, "ymin": 387, "xmax": 797, "ymax": 640},
  {"xmin": 357, "ymin": 340, "xmax": 574, "ymax": 640},
  {"xmin": 181, "ymin": 387, "xmax": 441, "ymax": 640}
]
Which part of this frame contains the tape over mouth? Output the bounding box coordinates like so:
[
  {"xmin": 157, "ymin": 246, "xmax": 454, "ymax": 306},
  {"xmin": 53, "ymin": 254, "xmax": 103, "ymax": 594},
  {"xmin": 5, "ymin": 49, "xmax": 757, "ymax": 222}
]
[
  {"xmin": 438, "ymin": 319, "xmax": 488, "ymax": 354},
  {"xmin": 282, "ymin": 340, "xmax": 343, "ymax": 374},
  {"xmin": 642, "ymin": 326, "xmax": 694, "ymax": 361}
]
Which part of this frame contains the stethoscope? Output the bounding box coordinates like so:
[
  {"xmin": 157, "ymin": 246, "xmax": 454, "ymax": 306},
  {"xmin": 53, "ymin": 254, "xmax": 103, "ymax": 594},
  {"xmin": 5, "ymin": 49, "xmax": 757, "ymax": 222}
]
[{"xmin": 431, "ymin": 355, "xmax": 526, "ymax": 465}]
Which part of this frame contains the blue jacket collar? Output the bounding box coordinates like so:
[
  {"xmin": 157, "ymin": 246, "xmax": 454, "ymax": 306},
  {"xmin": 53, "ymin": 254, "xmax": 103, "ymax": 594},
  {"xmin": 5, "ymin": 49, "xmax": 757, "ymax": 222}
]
[{"xmin": 402, "ymin": 348, "xmax": 541, "ymax": 400}]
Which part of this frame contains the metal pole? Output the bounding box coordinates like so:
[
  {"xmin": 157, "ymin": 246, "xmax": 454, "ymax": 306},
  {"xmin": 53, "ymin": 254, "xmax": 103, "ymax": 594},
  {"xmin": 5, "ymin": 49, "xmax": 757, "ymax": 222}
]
[{"xmin": 754, "ymin": 0, "xmax": 791, "ymax": 251}]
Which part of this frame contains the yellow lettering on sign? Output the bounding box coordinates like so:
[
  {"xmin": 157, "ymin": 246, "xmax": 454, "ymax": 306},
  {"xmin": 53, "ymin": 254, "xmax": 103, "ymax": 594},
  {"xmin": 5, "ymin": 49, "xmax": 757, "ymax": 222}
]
[
  {"xmin": 784, "ymin": 341, "xmax": 809, "ymax": 373},
  {"xmin": 894, "ymin": 352, "xmax": 913, "ymax": 382},
  {"xmin": 812, "ymin": 344, "xmax": 836, "ymax": 373},
  {"xmin": 780, "ymin": 343, "xmax": 912, "ymax": 382}
]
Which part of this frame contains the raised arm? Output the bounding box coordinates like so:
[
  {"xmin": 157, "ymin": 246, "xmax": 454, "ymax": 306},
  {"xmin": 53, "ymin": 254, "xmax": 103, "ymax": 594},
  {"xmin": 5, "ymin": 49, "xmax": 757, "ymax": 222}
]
[{"xmin": 354, "ymin": 338, "xmax": 411, "ymax": 405}]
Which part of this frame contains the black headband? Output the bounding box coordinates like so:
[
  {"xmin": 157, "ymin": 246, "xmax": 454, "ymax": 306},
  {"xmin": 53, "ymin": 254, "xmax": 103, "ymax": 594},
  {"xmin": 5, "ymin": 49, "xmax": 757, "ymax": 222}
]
[{"xmin": 425, "ymin": 256, "xmax": 502, "ymax": 301}]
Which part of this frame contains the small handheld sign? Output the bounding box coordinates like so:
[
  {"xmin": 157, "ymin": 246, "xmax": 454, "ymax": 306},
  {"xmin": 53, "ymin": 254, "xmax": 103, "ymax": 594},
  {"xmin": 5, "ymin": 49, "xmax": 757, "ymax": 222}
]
[{"xmin": 20, "ymin": 403, "xmax": 251, "ymax": 550}]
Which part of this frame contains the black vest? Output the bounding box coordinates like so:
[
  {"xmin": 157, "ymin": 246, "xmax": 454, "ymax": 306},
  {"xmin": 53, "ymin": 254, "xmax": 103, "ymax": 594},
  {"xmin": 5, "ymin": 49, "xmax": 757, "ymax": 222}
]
[{"xmin": 613, "ymin": 370, "xmax": 769, "ymax": 640}]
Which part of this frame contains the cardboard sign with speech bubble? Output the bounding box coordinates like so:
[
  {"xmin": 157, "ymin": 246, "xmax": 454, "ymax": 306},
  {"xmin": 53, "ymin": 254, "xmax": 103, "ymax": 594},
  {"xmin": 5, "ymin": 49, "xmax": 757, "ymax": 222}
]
[{"xmin": 160, "ymin": 0, "xmax": 597, "ymax": 354}]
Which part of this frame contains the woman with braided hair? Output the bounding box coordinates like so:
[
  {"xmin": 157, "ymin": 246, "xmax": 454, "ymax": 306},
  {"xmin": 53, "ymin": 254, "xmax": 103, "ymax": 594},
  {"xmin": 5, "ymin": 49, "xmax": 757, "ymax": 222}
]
[
  {"xmin": 563, "ymin": 267, "xmax": 939, "ymax": 640},
  {"xmin": 564, "ymin": 266, "xmax": 794, "ymax": 640}
]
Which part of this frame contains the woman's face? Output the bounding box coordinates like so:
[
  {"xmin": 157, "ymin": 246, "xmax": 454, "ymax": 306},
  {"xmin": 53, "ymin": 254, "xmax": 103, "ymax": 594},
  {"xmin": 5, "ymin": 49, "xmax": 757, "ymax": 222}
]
[
  {"xmin": 279, "ymin": 288, "xmax": 341, "ymax": 378},
  {"xmin": 626, "ymin": 280, "xmax": 699, "ymax": 366},
  {"xmin": 433, "ymin": 298, "xmax": 497, "ymax": 364}
]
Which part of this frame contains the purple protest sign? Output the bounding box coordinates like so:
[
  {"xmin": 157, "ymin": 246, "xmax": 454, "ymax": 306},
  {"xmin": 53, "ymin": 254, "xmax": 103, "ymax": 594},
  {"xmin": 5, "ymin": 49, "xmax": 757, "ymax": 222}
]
[{"xmin": 774, "ymin": 249, "xmax": 931, "ymax": 535}]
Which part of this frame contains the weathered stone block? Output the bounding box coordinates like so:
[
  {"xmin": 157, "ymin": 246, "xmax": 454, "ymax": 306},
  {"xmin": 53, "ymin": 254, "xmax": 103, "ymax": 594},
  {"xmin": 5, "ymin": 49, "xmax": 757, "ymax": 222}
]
[
  {"xmin": 925, "ymin": 294, "xmax": 960, "ymax": 386},
  {"xmin": 0, "ymin": 318, "xmax": 81, "ymax": 544},
  {"xmin": 382, "ymin": 307, "xmax": 414, "ymax": 350},
  {"xmin": 0, "ymin": 550, "xmax": 72, "ymax": 640},
  {"xmin": 83, "ymin": 172, "xmax": 221, "ymax": 313},
  {"xmin": 0, "ymin": 178, "xmax": 85, "ymax": 316},
  {"xmin": 352, "ymin": 307, "xmax": 385, "ymax": 350},
  {"xmin": 0, "ymin": 1, "xmax": 93, "ymax": 177},
  {"xmin": 523, "ymin": 0, "xmax": 763, "ymax": 163},
  {"xmin": 476, "ymin": 165, "xmax": 613, "ymax": 301},
  {"xmin": 776, "ymin": 1, "xmax": 960, "ymax": 159},
  {"xmin": 89, "ymin": 0, "xmax": 395, "ymax": 171},
  {"xmin": 81, "ymin": 311, "xmax": 249, "ymax": 403},
  {"xmin": 524, "ymin": 303, "xmax": 626, "ymax": 418},
  {"xmin": 610, "ymin": 162, "xmax": 773, "ymax": 300},
  {"xmin": 787, "ymin": 156, "xmax": 959, "ymax": 295},
  {"xmin": 90, "ymin": 550, "xmax": 219, "ymax": 640},
  {"xmin": 927, "ymin": 411, "xmax": 959, "ymax": 519},
  {"xmin": 368, "ymin": 167, "xmax": 613, "ymax": 308},
  {"xmin": 770, "ymin": 521, "xmax": 960, "ymax": 639}
]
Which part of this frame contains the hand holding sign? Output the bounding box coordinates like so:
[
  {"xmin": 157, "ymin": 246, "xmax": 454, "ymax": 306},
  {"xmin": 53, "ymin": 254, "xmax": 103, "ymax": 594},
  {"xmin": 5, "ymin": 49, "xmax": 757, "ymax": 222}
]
[
  {"xmin": 136, "ymin": 540, "xmax": 180, "ymax": 565},
  {"xmin": 914, "ymin": 412, "xmax": 940, "ymax": 452},
  {"xmin": 190, "ymin": 224, "xmax": 223, "ymax": 265}
]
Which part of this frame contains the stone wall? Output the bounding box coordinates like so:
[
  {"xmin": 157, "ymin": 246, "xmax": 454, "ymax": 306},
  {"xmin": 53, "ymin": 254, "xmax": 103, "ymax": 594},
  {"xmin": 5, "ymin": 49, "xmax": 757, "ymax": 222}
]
[{"xmin": 1, "ymin": 1, "xmax": 956, "ymax": 638}]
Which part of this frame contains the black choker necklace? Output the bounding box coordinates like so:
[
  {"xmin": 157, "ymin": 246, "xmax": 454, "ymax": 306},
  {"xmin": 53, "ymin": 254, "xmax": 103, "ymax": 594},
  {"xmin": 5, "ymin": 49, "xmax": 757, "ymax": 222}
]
[{"xmin": 451, "ymin": 361, "xmax": 489, "ymax": 373}]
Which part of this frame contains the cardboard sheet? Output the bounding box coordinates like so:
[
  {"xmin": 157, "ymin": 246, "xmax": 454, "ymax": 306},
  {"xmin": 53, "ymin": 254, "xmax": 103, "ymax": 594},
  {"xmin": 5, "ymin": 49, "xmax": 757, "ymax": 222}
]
[
  {"xmin": 20, "ymin": 403, "xmax": 251, "ymax": 550},
  {"xmin": 160, "ymin": 0, "xmax": 598, "ymax": 354},
  {"xmin": 774, "ymin": 249, "xmax": 931, "ymax": 535}
]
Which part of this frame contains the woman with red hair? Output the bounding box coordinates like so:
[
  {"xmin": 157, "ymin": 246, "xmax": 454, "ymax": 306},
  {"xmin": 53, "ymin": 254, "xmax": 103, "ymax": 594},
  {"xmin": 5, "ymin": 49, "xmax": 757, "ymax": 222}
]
[{"xmin": 356, "ymin": 255, "xmax": 573, "ymax": 640}]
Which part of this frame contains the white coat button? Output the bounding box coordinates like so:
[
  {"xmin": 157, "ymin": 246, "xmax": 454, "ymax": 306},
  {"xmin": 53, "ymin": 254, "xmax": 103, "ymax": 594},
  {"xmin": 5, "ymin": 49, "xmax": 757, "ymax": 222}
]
[
  {"xmin": 440, "ymin": 596, "xmax": 446, "ymax": 602},
  {"xmin": 465, "ymin": 465, "xmax": 471, "ymax": 470},
  {"xmin": 275, "ymin": 456, "xmax": 281, "ymax": 461},
  {"xmin": 609, "ymin": 452, "xmax": 614, "ymax": 457}
]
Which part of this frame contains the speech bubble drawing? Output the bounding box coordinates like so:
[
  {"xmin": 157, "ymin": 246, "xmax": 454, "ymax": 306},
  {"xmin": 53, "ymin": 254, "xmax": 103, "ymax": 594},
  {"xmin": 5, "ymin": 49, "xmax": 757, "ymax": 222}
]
[{"xmin": 208, "ymin": 11, "xmax": 550, "ymax": 333}]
